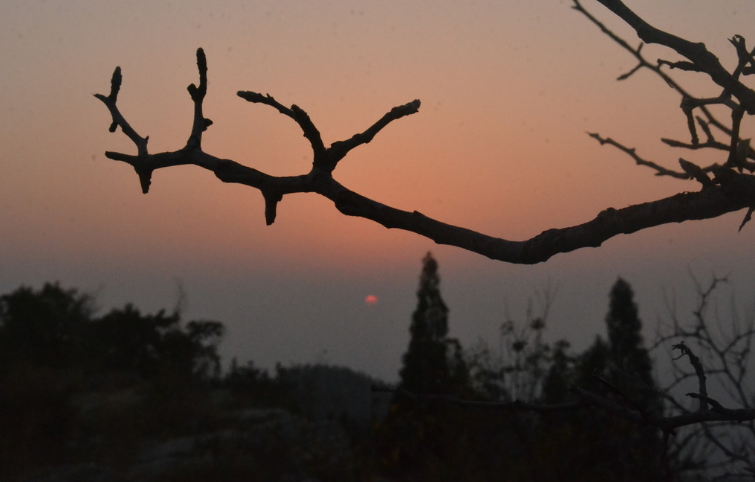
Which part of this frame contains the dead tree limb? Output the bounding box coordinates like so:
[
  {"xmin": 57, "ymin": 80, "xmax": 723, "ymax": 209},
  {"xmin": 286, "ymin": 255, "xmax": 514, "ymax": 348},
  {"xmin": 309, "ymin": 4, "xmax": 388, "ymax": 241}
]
[
  {"xmin": 655, "ymin": 276, "xmax": 755, "ymax": 477},
  {"xmin": 593, "ymin": 0, "xmax": 755, "ymax": 113},
  {"xmin": 96, "ymin": 2, "xmax": 755, "ymax": 264}
]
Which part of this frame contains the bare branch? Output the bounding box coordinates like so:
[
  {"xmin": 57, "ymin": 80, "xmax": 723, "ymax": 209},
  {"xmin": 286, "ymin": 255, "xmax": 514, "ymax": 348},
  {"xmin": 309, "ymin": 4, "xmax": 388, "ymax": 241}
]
[
  {"xmin": 738, "ymin": 207, "xmax": 754, "ymax": 231},
  {"xmin": 726, "ymin": 107, "xmax": 746, "ymax": 170},
  {"xmin": 696, "ymin": 116, "xmax": 715, "ymax": 143},
  {"xmin": 679, "ymin": 159, "xmax": 714, "ymax": 189},
  {"xmin": 94, "ymin": 67, "xmax": 152, "ymax": 192},
  {"xmin": 96, "ymin": 48, "xmax": 755, "ymax": 265},
  {"xmin": 327, "ymin": 99, "xmax": 421, "ymax": 167},
  {"xmin": 587, "ymin": 133, "xmax": 690, "ymax": 179},
  {"xmin": 672, "ymin": 341, "xmax": 708, "ymax": 411},
  {"xmin": 94, "ymin": 68, "xmax": 146, "ymax": 152},
  {"xmin": 657, "ymin": 59, "xmax": 703, "ymax": 73},
  {"xmin": 97, "ymin": 2, "xmax": 755, "ymax": 266},
  {"xmin": 236, "ymin": 91, "xmax": 419, "ymax": 174},
  {"xmin": 186, "ymin": 48, "xmax": 212, "ymax": 150},
  {"xmin": 571, "ymin": 0, "xmax": 701, "ymax": 104},
  {"xmin": 681, "ymin": 97, "xmax": 700, "ymax": 146},
  {"xmin": 237, "ymin": 92, "xmax": 327, "ymax": 166},
  {"xmin": 661, "ymin": 137, "xmax": 730, "ymax": 157},
  {"xmin": 593, "ymin": 0, "xmax": 755, "ymax": 114},
  {"xmin": 575, "ymin": 0, "xmax": 755, "ymax": 187},
  {"xmin": 656, "ymin": 275, "xmax": 755, "ymax": 476},
  {"xmin": 729, "ymin": 35, "xmax": 755, "ymax": 79}
]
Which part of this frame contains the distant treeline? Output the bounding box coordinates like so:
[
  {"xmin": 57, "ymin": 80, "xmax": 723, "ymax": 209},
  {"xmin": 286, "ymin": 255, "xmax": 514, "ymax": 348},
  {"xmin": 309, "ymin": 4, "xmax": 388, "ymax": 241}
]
[
  {"xmin": 0, "ymin": 271, "xmax": 743, "ymax": 481},
  {"xmin": 0, "ymin": 282, "xmax": 382, "ymax": 481}
]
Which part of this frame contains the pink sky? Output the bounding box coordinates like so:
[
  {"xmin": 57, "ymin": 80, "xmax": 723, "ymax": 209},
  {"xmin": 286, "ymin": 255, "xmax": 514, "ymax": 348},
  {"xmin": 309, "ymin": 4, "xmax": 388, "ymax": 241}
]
[{"xmin": 1, "ymin": 0, "xmax": 754, "ymax": 380}]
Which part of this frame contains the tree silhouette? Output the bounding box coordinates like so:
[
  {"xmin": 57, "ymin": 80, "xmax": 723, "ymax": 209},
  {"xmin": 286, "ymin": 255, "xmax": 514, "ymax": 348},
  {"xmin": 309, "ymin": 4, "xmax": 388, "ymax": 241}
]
[
  {"xmin": 92, "ymin": 304, "xmax": 224, "ymax": 380},
  {"xmin": 379, "ymin": 253, "xmax": 472, "ymax": 478},
  {"xmin": 574, "ymin": 279, "xmax": 658, "ymax": 403},
  {"xmin": 0, "ymin": 283, "xmax": 228, "ymax": 478},
  {"xmin": 567, "ymin": 279, "xmax": 666, "ymax": 479},
  {"xmin": 0, "ymin": 283, "xmax": 94, "ymax": 367},
  {"xmin": 0, "ymin": 283, "xmax": 224, "ymax": 382},
  {"xmin": 541, "ymin": 340, "xmax": 573, "ymax": 405},
  {"xmin": 605, "ymin": 279, "xmax": 655, "ymax": 394},
  {"xmin": 96, "ymin": 0, "xmax": 755, "ymax": 264},
  {"xmin": 399, "ymin": 252, "xmax": 467, "ymax": 395}
]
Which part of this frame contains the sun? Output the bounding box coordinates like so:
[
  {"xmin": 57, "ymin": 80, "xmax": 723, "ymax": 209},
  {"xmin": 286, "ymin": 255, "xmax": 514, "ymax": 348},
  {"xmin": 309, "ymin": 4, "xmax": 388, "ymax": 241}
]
[{"xmin": 364, "ymin": 294, "xmax": 378, "ymax": 306}]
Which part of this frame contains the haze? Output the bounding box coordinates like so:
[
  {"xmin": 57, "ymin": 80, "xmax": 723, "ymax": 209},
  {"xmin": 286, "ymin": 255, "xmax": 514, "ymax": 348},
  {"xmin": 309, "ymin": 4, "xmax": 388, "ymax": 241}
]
[{"xmin": 1, "ymin": 0, "xmax": 754, "ymax": 381}]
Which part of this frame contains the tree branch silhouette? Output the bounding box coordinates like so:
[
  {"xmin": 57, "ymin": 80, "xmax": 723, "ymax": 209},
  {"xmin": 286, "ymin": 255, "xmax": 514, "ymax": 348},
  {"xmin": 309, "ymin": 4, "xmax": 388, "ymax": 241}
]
[
  {"xmin": 654, "ymin": 275, "xmax": 755, "ymax": 477},
  {"xmin": 96, "ymin": 1, "xmax": 755, "ymax": 263}
]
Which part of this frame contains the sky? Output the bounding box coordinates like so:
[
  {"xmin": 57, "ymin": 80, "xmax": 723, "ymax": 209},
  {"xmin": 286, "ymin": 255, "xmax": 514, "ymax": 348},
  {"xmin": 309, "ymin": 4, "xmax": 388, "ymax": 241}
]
[{"xmin": 1, "ymin": 0, "xmax": 754, "ymax": 382}]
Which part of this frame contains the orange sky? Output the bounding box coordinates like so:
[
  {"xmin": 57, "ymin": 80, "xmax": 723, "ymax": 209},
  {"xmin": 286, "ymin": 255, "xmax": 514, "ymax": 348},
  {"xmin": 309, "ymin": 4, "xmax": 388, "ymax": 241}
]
[{"xmin": 1, "ymin": 0, "xmax": 754, "ymax": 380}]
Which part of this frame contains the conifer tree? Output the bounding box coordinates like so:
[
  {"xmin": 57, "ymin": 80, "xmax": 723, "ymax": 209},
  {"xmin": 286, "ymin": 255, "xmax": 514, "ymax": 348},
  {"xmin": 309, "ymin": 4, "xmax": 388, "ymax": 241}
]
[
  {"xmin": 563, "ymin": 278, "xmax": 664, "ymax": 480},
  {"xmin": 574, "ymin": 278, "xmax": 657, "ymax": 401},
  {"xmin": 399, "ymin": 252, "xmax": 467, "ymax": 395},
  {"xmin": 379, "ymin": 253, "xmax": 470, "ymax": 477},
  {"xmin": 605, "ymin": 278, "xmax": 654, "ymax": 390}
]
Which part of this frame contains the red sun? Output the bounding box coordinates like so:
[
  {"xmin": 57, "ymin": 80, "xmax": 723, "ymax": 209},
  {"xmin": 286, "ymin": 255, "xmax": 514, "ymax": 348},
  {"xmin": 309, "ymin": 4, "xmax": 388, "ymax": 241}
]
[{"xmin": 364, "ymin": 294, "xmax": 379, "ymax": 306}]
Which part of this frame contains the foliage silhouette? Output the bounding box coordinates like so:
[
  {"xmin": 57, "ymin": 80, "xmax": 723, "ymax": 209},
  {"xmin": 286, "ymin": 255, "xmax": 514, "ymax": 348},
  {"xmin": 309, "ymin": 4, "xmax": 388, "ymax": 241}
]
[
  {"xmin": 0, "ymin": 282, "xmax": 385, "ymax": 481},
  {"xmin": 565, "ymin": 278, "xmax": 665, "ymax": 480},
  {"xmin": 0, "ymin": 283, "xmax": 94, "ymax": 367},
  {"xmin": 399, "ymin": 252, "xmax": 468, "ymax": 396},
  {"xmin": 377, "ymin": 253, "xmax": 472, "ymax": 478},
  {"xmin": 0, "ymin": 283, "xmax": 228, "ymax": 478},
  {"xmin": 0, "ymin": 274, "xmax": 752, "ymax": 480}
]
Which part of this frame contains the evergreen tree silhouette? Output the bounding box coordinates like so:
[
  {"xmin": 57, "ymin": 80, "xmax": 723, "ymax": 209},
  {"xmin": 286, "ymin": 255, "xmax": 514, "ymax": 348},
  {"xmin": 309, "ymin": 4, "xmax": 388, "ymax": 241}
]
[
  {"xmin": 399, "ymin": 252, "xmax": 462, "ymax": 394},
  {"xmin": 574, "ymin": 278, "xmax": 658, "ymax": 403},
  {"xmin": 379, "ymin": 253, "xmax": 470, "ymax": 477},
  {"xmin": 605, "ymin": 278, "xmax": 655, "ymax": 394},
  {"xmin": 564, "ymin": 278, "xmax": 664, "ymax": 480}
]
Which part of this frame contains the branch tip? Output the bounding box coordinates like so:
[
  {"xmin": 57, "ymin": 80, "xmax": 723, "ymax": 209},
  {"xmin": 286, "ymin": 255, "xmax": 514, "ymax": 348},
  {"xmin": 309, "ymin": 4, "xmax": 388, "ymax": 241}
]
[
  {"xmin": 263, "ymin": 191, "xmax": 283, "ymax": 225},
  {"xmin": 188, "ymin": 48, "xmax": 208, "ymax": 101},
  {"xmin": 738, "ymin": 207, "xmax": 754, "ymax": 231},
  {"xmin": 109, "ymin": 66, "xmax": 122, "ymax": 101},
  {"xmin": 196, "ymin": 48, "xmax": 207, "ymax": 74},
  {"xmin": 136, "ymin": 168, "xmax": 153, "ymax": 194}
]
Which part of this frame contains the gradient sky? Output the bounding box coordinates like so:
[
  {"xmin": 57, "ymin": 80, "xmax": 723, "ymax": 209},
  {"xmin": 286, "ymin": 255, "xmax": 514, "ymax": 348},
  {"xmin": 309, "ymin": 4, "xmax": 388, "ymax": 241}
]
[{"xmin": 1, "ymin": 0, "xmax": 754, "ymax": 381}]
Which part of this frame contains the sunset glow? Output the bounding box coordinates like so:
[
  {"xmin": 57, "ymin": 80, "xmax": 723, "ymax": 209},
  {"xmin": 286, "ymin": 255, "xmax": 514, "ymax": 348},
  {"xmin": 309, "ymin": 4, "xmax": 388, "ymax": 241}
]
[{"xmin": 1, "ymin": 0, "xmax": 754, "ymax": 380}]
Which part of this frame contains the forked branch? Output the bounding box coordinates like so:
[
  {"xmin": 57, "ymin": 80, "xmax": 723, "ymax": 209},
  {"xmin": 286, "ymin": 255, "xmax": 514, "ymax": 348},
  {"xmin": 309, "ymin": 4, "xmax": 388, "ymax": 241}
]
[
  {"xmin": 96, "ymin": 2, "xmax": 755, "ymax": 265},
  {"xmin": 655, "ymin": 276, "xmax": 755, "ymax": 476}
]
